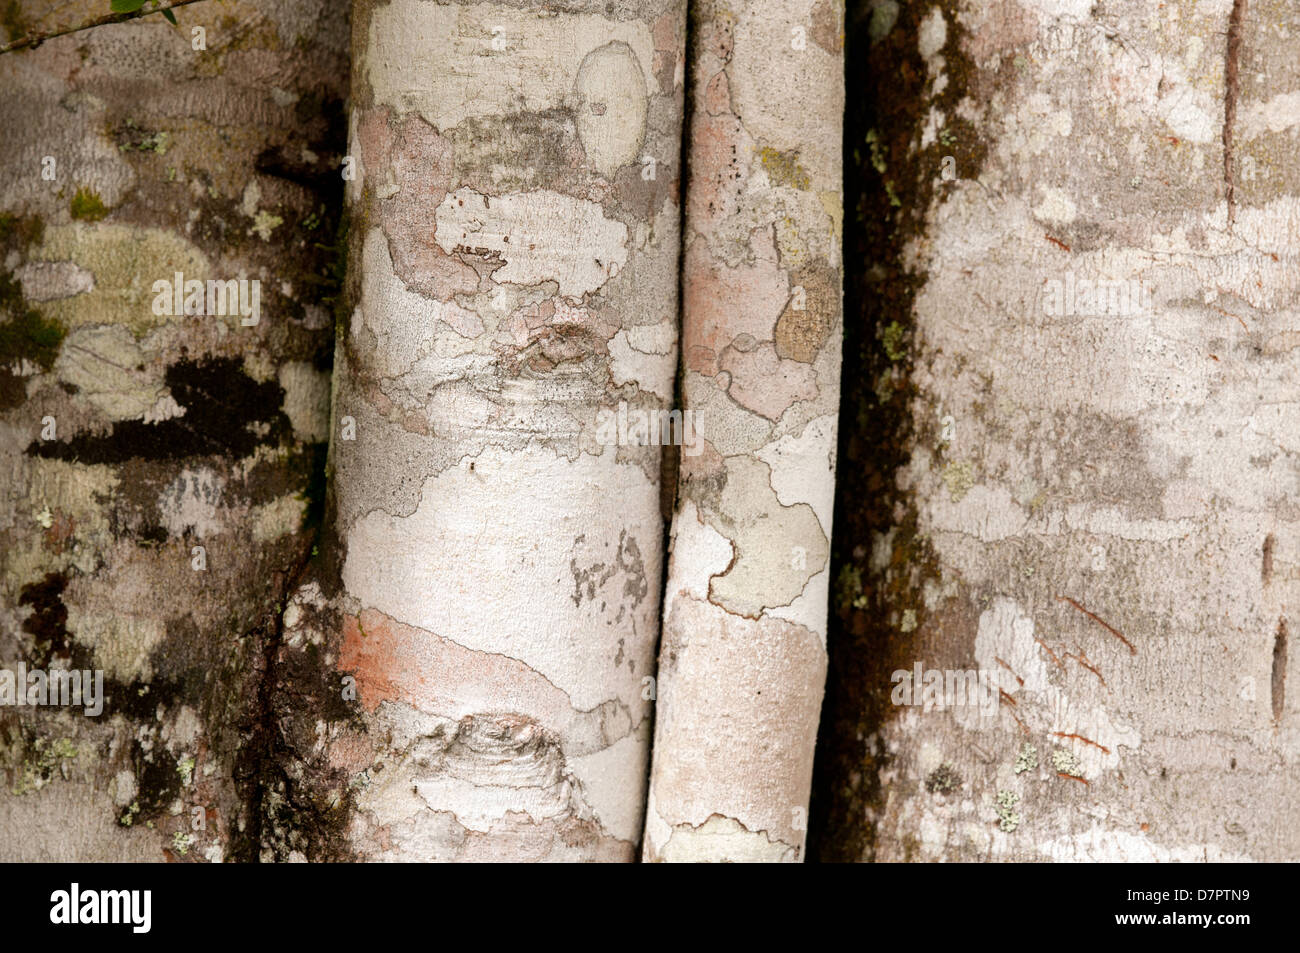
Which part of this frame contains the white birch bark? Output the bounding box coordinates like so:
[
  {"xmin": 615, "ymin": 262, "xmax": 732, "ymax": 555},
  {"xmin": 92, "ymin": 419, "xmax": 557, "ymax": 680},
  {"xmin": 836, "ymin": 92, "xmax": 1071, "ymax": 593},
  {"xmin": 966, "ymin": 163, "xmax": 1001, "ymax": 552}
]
[
  {"xmin": 642, "ymin": 0, "xmax": 844, "ymax": 862},
  {"xmin": 821, "ymin": 0, "xmax": 1300, "ymax": 861},
  {"xmin": 300, "ymin": 0, "xmax": 687, "ymax": 861},
  {"xmin": 0, "ymin": 0, "xmax": 347, "ymax": 861}
]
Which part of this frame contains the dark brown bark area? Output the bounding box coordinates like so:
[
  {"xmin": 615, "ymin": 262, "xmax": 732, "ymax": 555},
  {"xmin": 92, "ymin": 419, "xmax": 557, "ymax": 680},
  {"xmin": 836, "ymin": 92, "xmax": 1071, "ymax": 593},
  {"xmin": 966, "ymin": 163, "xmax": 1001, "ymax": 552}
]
[
  {"xmin": 0, "ymin": 0, "xmax": 349, "ymax": 861},
  {"xmin": 808, "ymin": 0, "xmax": 985, "ymax": 862}
]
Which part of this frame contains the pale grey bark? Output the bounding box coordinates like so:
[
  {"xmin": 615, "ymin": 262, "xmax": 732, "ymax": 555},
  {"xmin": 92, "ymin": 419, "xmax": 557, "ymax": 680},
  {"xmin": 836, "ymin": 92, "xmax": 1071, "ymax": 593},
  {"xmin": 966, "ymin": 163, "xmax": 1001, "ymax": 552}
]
[
  {"xmin": 282, "ymin": 0, "xmax": 687, "ymax": 861},
  {"xmin": 643, "ymin": 0, "xmax": 843, "ymax": 862},
  {"xmin": 823, "ymin": 0, "xmax": 1300, "ymax": 862}
]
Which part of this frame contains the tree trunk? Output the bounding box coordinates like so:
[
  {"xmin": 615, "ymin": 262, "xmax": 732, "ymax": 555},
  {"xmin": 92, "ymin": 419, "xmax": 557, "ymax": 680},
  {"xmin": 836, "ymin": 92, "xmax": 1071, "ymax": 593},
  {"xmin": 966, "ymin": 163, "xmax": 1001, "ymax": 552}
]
[
  {"xmin": 642, "ymin": 0, "xmax": 843, "ymax": 862},
  {"xmin": 0, "ymin": 0, "xmax": 348, "ymax": 861},
  {"xmin": 282, "ymin": 0, "xmax": 687, "ymax": 861},
  {"xmin": 814, "ymin": 0, "xmax": 1300, "ymax": 862}
]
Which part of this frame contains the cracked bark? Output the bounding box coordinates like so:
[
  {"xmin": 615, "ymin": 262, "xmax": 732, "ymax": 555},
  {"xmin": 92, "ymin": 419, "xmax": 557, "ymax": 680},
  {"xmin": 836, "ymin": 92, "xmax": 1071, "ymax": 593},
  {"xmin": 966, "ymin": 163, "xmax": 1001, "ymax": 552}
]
[
  {"xmin": 0, "ymin": 0, "xmax": 348, "ymax": 861},
  {"xmin": 642, "ymin": 0, "xmax": 844, "ymax": 862}
]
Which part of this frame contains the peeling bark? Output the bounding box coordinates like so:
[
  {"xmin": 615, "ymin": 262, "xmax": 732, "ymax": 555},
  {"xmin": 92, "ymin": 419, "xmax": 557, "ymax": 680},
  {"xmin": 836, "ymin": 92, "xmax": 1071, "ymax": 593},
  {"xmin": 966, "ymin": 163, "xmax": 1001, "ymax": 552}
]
[
  {"xmin": 642, "ymin": 0, "xmax": 844, "ymax": 862},
  {"xmin": 288, "ymin": 0, "xmax": 688, "ymax": 861}
]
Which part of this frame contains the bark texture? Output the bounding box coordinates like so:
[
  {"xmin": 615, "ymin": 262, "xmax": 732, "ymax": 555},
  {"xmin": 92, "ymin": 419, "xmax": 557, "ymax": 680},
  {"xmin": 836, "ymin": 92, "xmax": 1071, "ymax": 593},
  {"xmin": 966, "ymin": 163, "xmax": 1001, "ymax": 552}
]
[
  {"xmin": 814, "ymin": 0, "xmax": 1300, "ymax": 861},
  {"xmin": 283, "ymin": 0, "xmax": 688, "ymax": 861},
  {"xmin": 0, "ymin": 0, "xmax": 347, "ymax": 861},
  {"xmin": 643, "ymin": 0, "xmax": 844, "ymax": 862}
]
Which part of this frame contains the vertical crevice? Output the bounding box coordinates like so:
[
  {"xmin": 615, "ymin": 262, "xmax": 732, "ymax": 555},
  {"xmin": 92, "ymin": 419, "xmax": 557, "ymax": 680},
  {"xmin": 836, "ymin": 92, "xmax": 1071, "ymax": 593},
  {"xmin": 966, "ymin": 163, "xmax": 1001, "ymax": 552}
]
[
  {"xmin": 1272, "ymin": 618, "xmax": 1288, "ymax": 726},
  {"xmin": 637, "ymin": 1, "xmax": 695, "ymax": 863},
  {"xmin": 1223, "ymin": 0, "xmax": 1246, "ymax": 223}
]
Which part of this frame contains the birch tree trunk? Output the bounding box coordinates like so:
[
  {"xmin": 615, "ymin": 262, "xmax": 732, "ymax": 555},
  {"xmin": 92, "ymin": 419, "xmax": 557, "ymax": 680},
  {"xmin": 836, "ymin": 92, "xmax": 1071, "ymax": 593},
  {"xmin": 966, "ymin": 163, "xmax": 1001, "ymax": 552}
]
[
  {"xmin": 815, "ymin": 0, "xmax": 1300, "ymax": 861},
  {"xmin": 642, "ymin": 0, "xmax": 843, "ymax": 862},
  {"xmin": 272, "ymin": 0, "xmax": 687, "ymax": 861},
  {"xmin": 0, "ymin": 0, "xmax": 347, "ymax": 860}
]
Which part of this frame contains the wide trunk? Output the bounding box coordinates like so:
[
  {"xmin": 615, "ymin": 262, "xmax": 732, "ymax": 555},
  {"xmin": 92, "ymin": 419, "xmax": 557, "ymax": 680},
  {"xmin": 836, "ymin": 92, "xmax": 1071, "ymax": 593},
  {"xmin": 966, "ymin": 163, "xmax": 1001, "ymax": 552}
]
[
  {"xmin": 0, "ymin": 0, "xmax": 347, "ymax": 861},
  {"xmin": 815, "ymin": 0, "xmax": 1299, "ymax": 862}
]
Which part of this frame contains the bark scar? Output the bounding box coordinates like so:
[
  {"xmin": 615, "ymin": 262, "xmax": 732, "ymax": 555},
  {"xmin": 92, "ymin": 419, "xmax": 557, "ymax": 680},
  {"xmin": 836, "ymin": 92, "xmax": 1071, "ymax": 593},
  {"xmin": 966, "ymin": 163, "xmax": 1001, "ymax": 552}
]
[
  {"xmin": 1064, "ymin": 647, "xmax": 1108, "ymax": 688},
  {"xmin": 1052, "ymin": 731, "xmax": 1111, "ymax": 755},
  {"xmin": 1058, "ymin": 595, "xmax": 1136, "ymax": 655}
]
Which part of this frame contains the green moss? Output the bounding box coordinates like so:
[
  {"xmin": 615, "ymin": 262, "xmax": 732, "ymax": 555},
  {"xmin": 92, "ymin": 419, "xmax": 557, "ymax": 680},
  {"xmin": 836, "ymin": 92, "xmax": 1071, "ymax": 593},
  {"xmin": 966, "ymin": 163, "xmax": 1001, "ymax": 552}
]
[
  {"xmin": 69, "ymin": 187, "xmax": 108, "ymax": 222},
  {"xmin": 0, "ymin": 213, "xmax": 45, "ymax": 251},
  {"xmin": 171, "ymin": 831, "xmax": 193, "ymax": 855},
  {"xmin": 0, "ymin": 275, "xmax": 66, "ymax": 371},
  {"xmin": 2, "ymin": 0, "xmax": 28, "ymax": 42},
  {"xmin": 882, "ymin": 321, "xmax": 908, "ymax": 361}
]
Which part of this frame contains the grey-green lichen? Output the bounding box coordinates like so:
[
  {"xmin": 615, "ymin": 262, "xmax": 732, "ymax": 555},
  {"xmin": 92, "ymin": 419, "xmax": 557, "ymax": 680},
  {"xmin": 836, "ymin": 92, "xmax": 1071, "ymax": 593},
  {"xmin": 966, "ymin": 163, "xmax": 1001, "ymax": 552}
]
[
  {"xmin": 115, "ymin": 118, "xmax": 171, "ymax": 154},
  {"xmin": 942, "ymin": 460, "xmax": 975, "ymax": 502},
  {"xmin": 925, "ymin": 761, "xmax": 960, "ymax": 794},
  {"xmin": 756, "ymin": 146, "xmax": 811, "ymax": 190},
  {"xmin": 11, "ymin": 737, "xmax": 78, "ymax": 795},
  {"xmin": 995, "ymin": 790, "xmax": 1020, "ymax": 833},
  {"xmin": 1052, "ymin": 749, "xmax": 1082, "ymax": 776},
  {"xmin": 838, "ymin": 563, "xmax": 869, "ymax": 611},
  {"xmin": 250, "ymin": 211, "xmax": 283, "ymax": 242},
  {"xmin": 865, "ymin": 128, "xmax": 888, "ymax": 174},
  {"xmin": 1014, "ymin": 742, "xmax": 1038, "ymax": 774}
]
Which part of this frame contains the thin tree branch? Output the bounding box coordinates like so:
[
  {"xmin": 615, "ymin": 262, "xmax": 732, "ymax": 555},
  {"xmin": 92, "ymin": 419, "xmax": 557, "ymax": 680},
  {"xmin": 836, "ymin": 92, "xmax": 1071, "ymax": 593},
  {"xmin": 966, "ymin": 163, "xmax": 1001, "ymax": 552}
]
[{"xmin": 0, "ymin": 0, "xmax": 206, "ymax": 56}]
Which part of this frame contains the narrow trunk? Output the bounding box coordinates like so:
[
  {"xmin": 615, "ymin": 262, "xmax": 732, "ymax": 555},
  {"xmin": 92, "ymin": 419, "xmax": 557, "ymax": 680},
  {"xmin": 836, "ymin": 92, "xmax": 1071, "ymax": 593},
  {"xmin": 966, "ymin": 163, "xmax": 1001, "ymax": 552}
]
[{"xmin": 643, "ymin": 0, "xmax": 844, "ymax": 862}]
